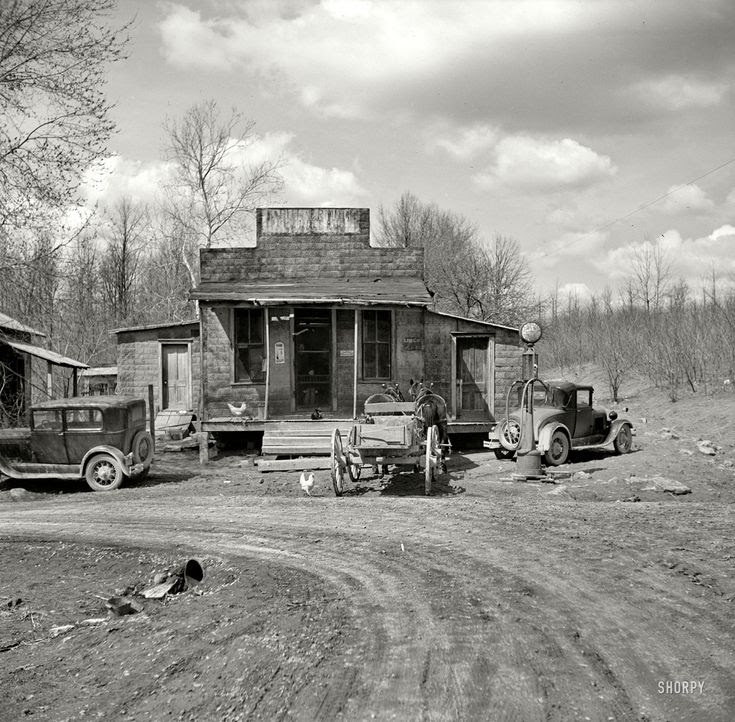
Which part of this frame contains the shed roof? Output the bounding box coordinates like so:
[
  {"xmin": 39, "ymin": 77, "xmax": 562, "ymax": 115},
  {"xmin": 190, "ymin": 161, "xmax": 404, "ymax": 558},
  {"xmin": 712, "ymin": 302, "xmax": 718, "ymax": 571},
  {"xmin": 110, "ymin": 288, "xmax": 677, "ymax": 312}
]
[
  {"xmin": 0, "ymin": 312, "xmax": 45, "ymax": 337},
  {"xmin": 190, "ymin": 278, "xmax": 433, "ymax": 306},
  {"xmin": 2, "ymin": 339, "xmax": 88, "ymax": 369},
  {"xmin": 111, "ymin": 319, "xmax": 198, "ymax": 334}
]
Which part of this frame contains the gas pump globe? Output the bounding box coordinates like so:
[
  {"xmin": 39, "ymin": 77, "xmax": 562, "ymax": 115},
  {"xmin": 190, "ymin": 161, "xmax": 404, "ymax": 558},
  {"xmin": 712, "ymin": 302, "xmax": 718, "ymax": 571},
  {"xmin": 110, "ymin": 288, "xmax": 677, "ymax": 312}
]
[{"xmin": 520, "ymin": 321, "xmax": 542, "ymax": 380}]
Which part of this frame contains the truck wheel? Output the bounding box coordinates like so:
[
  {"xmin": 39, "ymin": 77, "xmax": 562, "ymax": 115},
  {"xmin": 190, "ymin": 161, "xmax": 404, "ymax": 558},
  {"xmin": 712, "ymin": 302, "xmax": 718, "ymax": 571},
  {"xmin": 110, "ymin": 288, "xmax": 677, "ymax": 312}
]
[
  {"xmin": 613, "ymin": 425, "xmax": 633, "ymax": 454},
  {"xmin": 544, "ymin": 430, "xmax": 570, "ymax": 466},
  {"xmin": 85, "ymin": 454, "xmax": 124, "ymax": 492}
]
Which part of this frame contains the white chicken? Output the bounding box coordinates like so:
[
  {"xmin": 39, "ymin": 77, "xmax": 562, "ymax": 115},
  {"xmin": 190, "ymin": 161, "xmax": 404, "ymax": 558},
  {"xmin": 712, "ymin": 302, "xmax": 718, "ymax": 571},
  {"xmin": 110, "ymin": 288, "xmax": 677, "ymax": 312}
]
[
  {"xmin": 227, "ymin": 401, "xmax": 247, "ymax": 417},
  {"xmin": 299, "ymin": 471, "xmax": 315, "ymax": 496}
]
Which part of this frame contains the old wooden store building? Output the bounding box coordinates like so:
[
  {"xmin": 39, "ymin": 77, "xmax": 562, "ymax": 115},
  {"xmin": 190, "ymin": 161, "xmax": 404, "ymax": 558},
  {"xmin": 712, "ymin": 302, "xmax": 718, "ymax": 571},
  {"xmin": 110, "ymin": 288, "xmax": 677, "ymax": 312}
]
[{"xmin": 178, "ymin": 207, "xmax": 521, "ymax": 443}]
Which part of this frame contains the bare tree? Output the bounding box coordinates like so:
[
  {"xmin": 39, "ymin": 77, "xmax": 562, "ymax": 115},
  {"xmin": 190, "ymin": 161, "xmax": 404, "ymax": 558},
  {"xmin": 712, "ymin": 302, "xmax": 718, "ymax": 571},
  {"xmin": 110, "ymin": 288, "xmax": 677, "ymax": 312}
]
[
  {"xmin": 376, "ymin": 192, "xmax": 534, "ymax": 325},
  {"xmin": 163, "ymin": 100, "xmax": 283, "ymax": 286},
  {"xmin": 0, "ymin": 0, "xmax": 130, "ymax": 234},
  {"xmin": 630, "ymin": 239, "xmax": 672, "ymax": 313},
  {"xmin": 99, "ymin": 196, "xmax": 148, "ymax": 325}
]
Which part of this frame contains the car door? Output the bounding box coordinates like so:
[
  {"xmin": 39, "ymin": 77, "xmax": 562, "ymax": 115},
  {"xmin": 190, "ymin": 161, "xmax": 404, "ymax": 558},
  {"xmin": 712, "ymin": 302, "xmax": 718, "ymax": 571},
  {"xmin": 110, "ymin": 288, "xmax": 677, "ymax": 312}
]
[
  {"xmin": 575, "ymin": 389, "xmax": 593, "ymax": 439},
  {"xmin": 31, "ymin": 409, "xmax": 67, "ymax": 464},
  {"xmin": 64, "ymin": 408, "xmax": 104, "ymax": 464}
]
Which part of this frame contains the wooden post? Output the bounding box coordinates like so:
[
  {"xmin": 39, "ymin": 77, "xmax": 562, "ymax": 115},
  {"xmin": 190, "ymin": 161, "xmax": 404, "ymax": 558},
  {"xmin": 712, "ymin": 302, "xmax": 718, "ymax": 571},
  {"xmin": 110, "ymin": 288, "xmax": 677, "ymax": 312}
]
[
  {"xmin": 264, "ymin": 306, "xmax": 270, "ymax": 421},
  {"xmin": 72, "ymin": 368, "xmax": 78, "ymax": 397},
  {"xmin": 199, "ymin": 430, "xmax": 209, "ymax": 465},
  {"xmin": 352, "ymin": 310, "xmax": 358, "ymax": 419},
  {"xmin": 450, "ymin": 335, "xmax": 457, "ymax": 420},
  {"xmin": 148, "ymin": 384, "xmax": 155, "ymax": 450},
  {"xmin": 46, "ymin": 361, "xmax": 53, "ymax": 399}
]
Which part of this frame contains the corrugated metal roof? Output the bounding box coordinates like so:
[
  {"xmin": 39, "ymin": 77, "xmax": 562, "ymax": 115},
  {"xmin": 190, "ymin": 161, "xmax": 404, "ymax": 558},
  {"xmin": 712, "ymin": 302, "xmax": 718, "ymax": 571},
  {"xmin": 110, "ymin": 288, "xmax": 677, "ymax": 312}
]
[
  {"xmin": 190, "ymin": 278, "xmax": 433, "ymax": 306},
  {"xmin": 0, "ymin": 312, "xmax": 45, "ymax": 337},
  {"xmin": 2, "ymin": 339, "xmax": 88, "ymax": 369}
]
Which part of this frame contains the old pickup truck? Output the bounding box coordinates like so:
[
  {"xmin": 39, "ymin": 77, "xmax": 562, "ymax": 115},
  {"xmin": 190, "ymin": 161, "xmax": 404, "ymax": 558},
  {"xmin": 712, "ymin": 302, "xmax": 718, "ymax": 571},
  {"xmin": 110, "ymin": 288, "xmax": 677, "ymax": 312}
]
[{"xmin": 0, "ymin": 396, "xmax": 154, "ymax": 491}]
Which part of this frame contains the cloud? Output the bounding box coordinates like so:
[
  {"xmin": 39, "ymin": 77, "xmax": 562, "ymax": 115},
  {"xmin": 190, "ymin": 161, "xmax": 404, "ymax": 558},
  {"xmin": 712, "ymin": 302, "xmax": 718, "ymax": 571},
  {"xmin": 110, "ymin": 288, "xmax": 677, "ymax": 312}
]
[
  {"xmin": 156, "ymin": 1, "xmax": 735, "ymax": 132},
  {"xmin": 660, "ymin": 184, "xmax": 714, "ymax": 214},
  {"xmin": 80, "ymin": 156, "xmax": 175, "ymax": 207},
  {"xmin": 557, "ymin": 282, "xmax": 593, "ymax": 302},
  {"xmin": 593, "ymin": 226, "xmax": 735, "ymax": 285},
  {"xmin": 80, "ymin": 135, "xmax": 366, "ymax": 211},
  {"xmin": 632, "ymin": 74, "xmax": 729, "ymax": 111},
  {"xmin": 473, "ymin": 136, "xmax": 616, "ymax": 192},
  {"xmin": 426, "ymin": 123, "xmax": 500, "ymax": 161}
]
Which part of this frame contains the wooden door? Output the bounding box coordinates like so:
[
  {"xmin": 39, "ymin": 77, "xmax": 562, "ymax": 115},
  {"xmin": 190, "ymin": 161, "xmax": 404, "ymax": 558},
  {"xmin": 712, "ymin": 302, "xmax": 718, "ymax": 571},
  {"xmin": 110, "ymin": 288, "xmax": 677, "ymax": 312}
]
[
  {"xmin": 457, "ymin": 338, "xmax": 489, "ymax": 419},
  {"xmin": 162, "ymin": 344, "xmax": 190, "ymax": 410}
]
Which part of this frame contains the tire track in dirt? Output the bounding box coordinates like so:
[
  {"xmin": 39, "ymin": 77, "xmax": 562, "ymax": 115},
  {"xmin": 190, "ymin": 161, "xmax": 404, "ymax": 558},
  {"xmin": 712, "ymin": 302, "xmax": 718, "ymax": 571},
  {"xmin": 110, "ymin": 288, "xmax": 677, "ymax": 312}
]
[{"xmin": 2, "ymin": 494, "xmax": 734, "ymax": 721}]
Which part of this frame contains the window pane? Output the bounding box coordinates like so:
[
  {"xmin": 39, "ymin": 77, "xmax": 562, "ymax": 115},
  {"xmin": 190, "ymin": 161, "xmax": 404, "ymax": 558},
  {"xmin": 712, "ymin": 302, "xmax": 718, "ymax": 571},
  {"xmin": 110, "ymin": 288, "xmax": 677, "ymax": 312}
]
[
  {"xmin": 377, "ymin": 311, "xmax": 391, "ymax": 341},
  {"xmin": 363, "ymin": 312, "xmax": 376, "ymax": 342},
  {"xmin": 66, "ymin": 409, "xmax": 103, "ymax": 430},
  {"xmin": 33, "ymin": 410, "xmax": 62, "ymax": 431},
  {"xmin": 363, "ymin": 343, "xmax": 376, "ymax": 377},
  {"xmin": 377, "ymin": 344, "xmax": 391, "ymax": 378},
  {"xmin": 249, "ymin": 312, "xmax": 263, "ymax": 344},
  {"xmin": 235, "ymin": 310, "xmax": 250, "ymax": 340}
]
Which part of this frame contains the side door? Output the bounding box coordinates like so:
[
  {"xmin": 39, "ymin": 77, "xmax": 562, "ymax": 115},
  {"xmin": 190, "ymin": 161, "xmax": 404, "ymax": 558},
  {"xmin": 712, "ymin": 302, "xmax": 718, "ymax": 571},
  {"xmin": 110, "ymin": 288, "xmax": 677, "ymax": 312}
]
[
  {"xmin": 456, "ymin": 337, "xmax": 489, "ymax": 419},
  {"xmin": 162, "ymin": 344, "xmax": 190, "ymax": 410},
  {"xmin": 64, "ymin": 407, "xmax": 104, "ymax": 464},
  {"xmin": 574, "ymin": 389, "xmax": 593, "ymax": 439},
  {"xmin": 31, "ymin": 409, "xmax": 67, "ymax": 464}
]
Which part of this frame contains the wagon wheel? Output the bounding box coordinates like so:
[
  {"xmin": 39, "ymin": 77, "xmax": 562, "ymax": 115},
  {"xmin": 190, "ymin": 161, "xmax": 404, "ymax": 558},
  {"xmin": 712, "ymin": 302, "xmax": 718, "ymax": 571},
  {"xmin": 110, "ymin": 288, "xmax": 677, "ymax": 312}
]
[
  {"xmin": 331, "ymin": 429, "xmax": 346, "ymax": 496},
  {"xmin": 346, "ymin": 426, "xmax": 362, "ymax": 481},
  {"xmin": 424, "ymin": 425, "xmax": 441, "ymax": 496}
]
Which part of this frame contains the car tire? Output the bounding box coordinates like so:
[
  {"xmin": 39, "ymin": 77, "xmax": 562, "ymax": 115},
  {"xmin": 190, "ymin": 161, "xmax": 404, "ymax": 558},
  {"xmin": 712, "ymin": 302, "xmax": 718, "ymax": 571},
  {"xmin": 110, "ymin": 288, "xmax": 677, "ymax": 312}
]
[
  {"xmin": 613, "ymin": 424, "xmax": 633, "ymax": 454},
  {"xmin": 544, "ymin": 429, "xmax": 570, "ymax": 466},
  {"xmin": 85, "ymin": 454, "xmax": 124, "ymax": 492},
  {"xmin": 131, "ymin": 430, "xmax": 154, "ymax": 467},
  {"xmin": 498, "ymin": 419, "xmax": 521, "ymax": 451}
]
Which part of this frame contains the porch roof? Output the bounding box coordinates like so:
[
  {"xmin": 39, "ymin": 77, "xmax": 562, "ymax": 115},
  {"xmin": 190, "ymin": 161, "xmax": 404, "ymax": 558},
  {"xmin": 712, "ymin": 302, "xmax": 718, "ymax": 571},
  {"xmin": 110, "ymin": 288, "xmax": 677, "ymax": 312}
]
[
  {"xmin": 1, "ymin": 338, "xmax": 88, "ymax": 369},
  {"xmin": 190, "ymin": 278, "xmax": 434, "ymax": 306}
]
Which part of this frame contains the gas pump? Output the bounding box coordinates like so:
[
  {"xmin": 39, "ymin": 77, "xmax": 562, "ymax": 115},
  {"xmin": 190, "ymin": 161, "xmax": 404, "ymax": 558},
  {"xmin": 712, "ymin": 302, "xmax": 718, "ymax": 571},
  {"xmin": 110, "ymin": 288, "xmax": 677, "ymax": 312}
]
[{"xmin": 515, "ymin": 321, "xmax": 544, "ymax": 478}]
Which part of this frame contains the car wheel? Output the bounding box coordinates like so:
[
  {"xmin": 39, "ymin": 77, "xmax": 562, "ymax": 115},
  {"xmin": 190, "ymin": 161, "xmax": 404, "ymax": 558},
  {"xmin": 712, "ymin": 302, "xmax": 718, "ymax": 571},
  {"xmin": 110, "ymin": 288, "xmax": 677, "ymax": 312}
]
[
  {"xmin": 613, "ymin": 424, "xmax": 633, "ymax": 454},
  {"xmin": 85, "ymin": 454, "xmax": 124, "ymax": 492},
  {"xmin": 498, "ymin": 419, "xmax": 521, "ymax": 451},
  {"xmin": 494, "ymin": 448, "xmax": 515, "ymax": 461},
  {"xmin": 544, "ymin": 429, "xmax": 570, "ymax": 466},
  {"xmin": 132, "ymin": 430, "xmax": 154, "ymax": 466}
]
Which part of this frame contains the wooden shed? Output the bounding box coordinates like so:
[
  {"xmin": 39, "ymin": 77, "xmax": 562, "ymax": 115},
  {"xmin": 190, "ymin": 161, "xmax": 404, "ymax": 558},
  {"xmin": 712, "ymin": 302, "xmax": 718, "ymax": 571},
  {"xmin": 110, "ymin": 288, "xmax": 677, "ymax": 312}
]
[
  {"xmin": 0, "ymin": 311, "xmax": 88, "ymax": 426},
  {"xmin": 190, "ymin": 208, "xmax": 521, "ymax": 444},
  {"xmin": 113, "ymin": 320, "xmax": 200, "ymax": 415}
]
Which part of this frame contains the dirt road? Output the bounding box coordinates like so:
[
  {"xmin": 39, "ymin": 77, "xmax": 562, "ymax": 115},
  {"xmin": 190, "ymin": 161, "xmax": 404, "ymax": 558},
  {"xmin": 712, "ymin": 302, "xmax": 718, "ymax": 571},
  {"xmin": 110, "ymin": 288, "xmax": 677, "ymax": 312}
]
[{"xmin": 2, "ymin": 399, "xmax": 735, "ymax": 721}]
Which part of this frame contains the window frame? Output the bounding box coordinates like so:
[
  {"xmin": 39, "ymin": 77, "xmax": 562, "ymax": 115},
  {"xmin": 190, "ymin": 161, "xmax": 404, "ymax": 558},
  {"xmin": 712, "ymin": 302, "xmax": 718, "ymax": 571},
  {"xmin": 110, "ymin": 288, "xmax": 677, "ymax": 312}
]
[
  {"xmin": 233, "ymin": 307, "xmax": 266, "ymax": 384},
  {"xmin": 361, "ymin": 308, "xmax": 393, "ymax": 381}
]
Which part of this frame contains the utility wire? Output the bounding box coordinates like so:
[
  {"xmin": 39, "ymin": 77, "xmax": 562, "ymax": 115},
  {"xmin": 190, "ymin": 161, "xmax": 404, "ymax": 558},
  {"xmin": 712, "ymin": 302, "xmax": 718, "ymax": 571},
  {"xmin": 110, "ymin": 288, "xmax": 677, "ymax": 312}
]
[{"xmin": 591, "ymin": 153, "xmax": 735, "ymax": 235}]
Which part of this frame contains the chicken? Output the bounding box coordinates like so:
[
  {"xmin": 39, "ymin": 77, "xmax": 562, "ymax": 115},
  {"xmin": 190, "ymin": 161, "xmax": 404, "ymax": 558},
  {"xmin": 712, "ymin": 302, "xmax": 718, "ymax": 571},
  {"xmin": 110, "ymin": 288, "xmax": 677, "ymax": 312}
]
[
  {"xmin": 227, "ymin": 401, "xmax": 247, "ymax": 417},
  {"xmin": 299, "ymin": 471, "xmax": 315, "ymax": 496}
]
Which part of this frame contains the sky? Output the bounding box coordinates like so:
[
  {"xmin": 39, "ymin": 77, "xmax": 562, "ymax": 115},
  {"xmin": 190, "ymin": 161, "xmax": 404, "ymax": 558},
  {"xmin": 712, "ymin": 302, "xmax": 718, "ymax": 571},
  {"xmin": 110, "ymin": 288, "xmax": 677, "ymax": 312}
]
[{"xmin": 92, "ymin": 0, "xmax": 735, "ymax": 300}]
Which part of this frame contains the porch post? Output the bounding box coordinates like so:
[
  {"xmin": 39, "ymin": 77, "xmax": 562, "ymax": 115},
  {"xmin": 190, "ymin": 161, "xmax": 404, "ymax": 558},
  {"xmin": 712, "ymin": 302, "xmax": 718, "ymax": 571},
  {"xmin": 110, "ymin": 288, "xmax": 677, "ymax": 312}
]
[
  {"xmin": 46, "ymin": 361, "xmax": 53, "ymax": 399},
  {"xmin": 450, "ymin": 335, "xmax": 457, "ymax": 420},
  {"xmin": 352, "ymin": 309, "xmax": 358, "ymax": 419},
  {"xmin": 264, "ymin": 305, "xmax": 270, "ymax": 420},
  {"xmin": 72, "ymin": 368, "xmax": 78, "ymax": 396}
]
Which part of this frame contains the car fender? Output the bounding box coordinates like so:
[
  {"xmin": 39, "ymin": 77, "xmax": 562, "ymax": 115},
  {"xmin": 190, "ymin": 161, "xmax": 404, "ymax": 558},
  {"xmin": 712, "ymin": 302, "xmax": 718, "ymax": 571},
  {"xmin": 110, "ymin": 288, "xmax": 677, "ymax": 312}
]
[
  {"xmin": 537, "ymin": 422, "xmax": 571, "ymax": 452},
  {"xmin": 80, "ymin": 446, "xmax": 134, "ymax": 477},
  {"xmin": 602, "ymin": 419, "xmax": 635, "ymax": 446}
]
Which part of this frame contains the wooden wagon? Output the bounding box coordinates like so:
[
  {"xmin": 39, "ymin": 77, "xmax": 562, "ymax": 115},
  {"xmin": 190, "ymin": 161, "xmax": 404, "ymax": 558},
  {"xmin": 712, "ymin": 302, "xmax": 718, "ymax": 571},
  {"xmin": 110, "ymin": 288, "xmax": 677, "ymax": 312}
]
[{"xmin": 330, "ymin": 400, "xmax": 443, "ymax": 496}]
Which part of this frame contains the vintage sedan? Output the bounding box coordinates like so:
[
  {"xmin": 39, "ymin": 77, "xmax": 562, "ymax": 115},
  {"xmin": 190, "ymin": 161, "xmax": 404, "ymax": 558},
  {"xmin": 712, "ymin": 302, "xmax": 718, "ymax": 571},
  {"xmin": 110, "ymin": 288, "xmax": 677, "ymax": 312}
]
[
  {"xmin": 0, "ymin": 396, "xmax": 154, "ymax": 491},
  {"xmin": 485, "ymin": 380, "xmax": 635, "ymax": 466}
]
